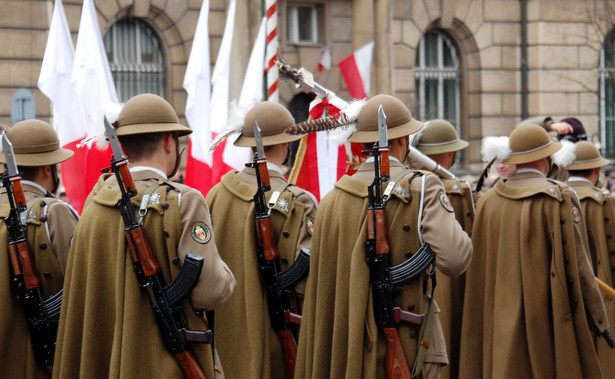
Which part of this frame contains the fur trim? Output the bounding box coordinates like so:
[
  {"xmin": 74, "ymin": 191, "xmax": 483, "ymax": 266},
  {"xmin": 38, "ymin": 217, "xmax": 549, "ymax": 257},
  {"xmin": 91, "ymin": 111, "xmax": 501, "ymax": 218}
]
[
  {"xmin": 328, "ymin": 98, "xmax": 365, "ymax": 146},
  {"xmin": 81, "ymin": 102, "xmax": 123, "ymax": 150},
  {"xmin": 210, "ymin": 100, "xmax": 247, "ymax": 152},
  {"xmin": 481, "ymin": 136, "xmax": 510, "ymax": 163},
  {"xmin": 551, "ymin": 140, "xmax": 576, "ymax": 168}
]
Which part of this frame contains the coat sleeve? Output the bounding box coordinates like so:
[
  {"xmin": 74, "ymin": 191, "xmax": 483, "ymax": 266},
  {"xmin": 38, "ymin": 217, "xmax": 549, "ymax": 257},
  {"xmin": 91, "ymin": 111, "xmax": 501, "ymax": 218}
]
[
  {"xmin": 419, "ymin": 174, "xmax": 472, "ymax": 278},
  {"xmin": 290, "ymin": 190, "xmax": 318, "ymax": 300},
  {"xmin": 47, "ymin": 200, "xmax": 79, "ymax": 274},
  {"xmin": 178, "ymin": 189, "xmax": 236, "ymax": 310}
]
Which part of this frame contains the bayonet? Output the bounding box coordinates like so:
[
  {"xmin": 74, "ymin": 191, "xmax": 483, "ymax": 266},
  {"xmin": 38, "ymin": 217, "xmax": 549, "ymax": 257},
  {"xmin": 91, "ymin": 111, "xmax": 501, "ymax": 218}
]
[
  {"xmin": 254, "ymin": 121, "xmax": 265, "ymax": 161},
  {"xmin": 104, "ymin": 116, "xmax": 124, "ymax": 161},
  {"xmin": 2, "ymin": 132, "xmax": 18, "ymax": 178},
  {"xmin": 377, "ymin": 105, "xmax": 388, "ymax": 149}
]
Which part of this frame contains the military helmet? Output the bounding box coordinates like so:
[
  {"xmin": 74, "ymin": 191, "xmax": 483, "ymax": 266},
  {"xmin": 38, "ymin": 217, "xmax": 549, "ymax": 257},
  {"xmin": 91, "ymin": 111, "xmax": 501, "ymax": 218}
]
[
  {"xmin": 0, "ymin": 119, "xmax": 73, "ymax": 166},
  {"xmin": 503, "ymin": 124, "xmax": 562, "ymax": 165},
  {"xmin": 566, "ymin": 141, "xmax": 611, "ymax": 170},
  {"xmin": 348, "ymin": 94, "xmax": 423, "ymax": 143},
  {"xmin": 113, "ymin": 93, "xmax": 192, "ymax": 137},
  {"xmin": 233, "ymin": 101, "xmax": 302, "ymax": 147},
  {"xmin": 415, "ymin": 119, "xmax": 469, "ymax": 155}
]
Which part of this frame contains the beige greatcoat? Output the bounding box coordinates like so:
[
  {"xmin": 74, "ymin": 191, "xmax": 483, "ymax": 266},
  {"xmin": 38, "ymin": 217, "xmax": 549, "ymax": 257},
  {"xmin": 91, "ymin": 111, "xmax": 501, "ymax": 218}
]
[
  {"xmin": 206, "ymin": 167, "xmax": 317, "ymax": 379},
  {"xmin": 53, "ymin": 169, "xmax": 235, "ymax": 378},
  {"xmin": 295, "ymin": 160, "xmax": 472, "ymax": 379},
  {"xmin": 0, "ymin": 182, "xmax": 78, "ymax": 378},
  {"xmin": 567, "ymin": 178, "xmax": 615, "ymax": 375},
  {"xmin": 435, "ymin": 178, "xmax": 474, "ymax": 379},
  {"xmin": 460, "ymin": 171, "xmax": 609, "ymax": 379}
]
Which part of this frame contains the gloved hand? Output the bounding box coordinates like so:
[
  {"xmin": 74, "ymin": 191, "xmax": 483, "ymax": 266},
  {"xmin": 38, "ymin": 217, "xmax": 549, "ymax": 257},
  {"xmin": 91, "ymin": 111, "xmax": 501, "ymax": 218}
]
[{"xmin": 602, "ymin": 329, "xmax": 615, "ymax": 349}]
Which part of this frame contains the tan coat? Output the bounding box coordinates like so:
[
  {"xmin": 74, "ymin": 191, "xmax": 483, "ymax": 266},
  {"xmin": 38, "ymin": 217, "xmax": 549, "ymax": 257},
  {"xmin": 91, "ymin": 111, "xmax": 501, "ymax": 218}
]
[
  {"xmin": 295, "ymin": 160, "xmax": 472, "ymax": 379},
  {"xmin": 206, "ymin": 167, "xmax": 317, "ymax": 379},
  {"xmin": 435, "ymin": 178, "xmax": 474, "ymax": 379},
  {"xmin": 567, "ymin": 179, "xmax": 615, "ymax": 375},
  {"xmin": 460, "ymin": 171, "xmax": 608, "ymax": 379},
  {"xmin": 53, "ymin": 169, "xmax": 235, "ymax": 378},
  {"xmin": 0, "ymin": 182, "xmax": 78, "ymax": 378}
]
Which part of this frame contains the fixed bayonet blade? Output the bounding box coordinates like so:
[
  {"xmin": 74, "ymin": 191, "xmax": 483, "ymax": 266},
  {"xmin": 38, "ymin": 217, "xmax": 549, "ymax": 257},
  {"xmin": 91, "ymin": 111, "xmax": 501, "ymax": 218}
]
[
  {"xmin": 254, "ymin": 121, "xmax": 265, "ymax": 160},
  {"xmin": 104, "ymin": 116, "xmax": 124, "ymax": 160},
  {"xmin": 2, "ymin": 132, "xmax": 19, "ymax": 177},
  {"xmin": 378, "ymin": 104, "xmax": 388, "ymax": 148}
]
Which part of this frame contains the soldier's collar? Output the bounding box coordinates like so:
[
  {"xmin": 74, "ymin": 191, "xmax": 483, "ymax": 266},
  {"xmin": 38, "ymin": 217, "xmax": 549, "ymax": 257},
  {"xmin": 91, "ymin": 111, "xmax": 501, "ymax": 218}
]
[
  {"xmin": 567, "ymin": 176, "xmax": 594, "ymax": 186},
  {"xmin": 130, "ymin": 166, "xmax": 168, "ymax": 179},
  {"xmin": 495, "ymin": 176, "xmax": 563, "ymax": 201}
]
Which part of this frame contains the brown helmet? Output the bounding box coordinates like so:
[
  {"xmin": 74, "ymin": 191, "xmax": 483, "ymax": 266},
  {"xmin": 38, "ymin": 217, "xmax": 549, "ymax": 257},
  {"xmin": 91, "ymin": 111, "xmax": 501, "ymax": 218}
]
[
  {"xmin": 233, "ymin": 101, "xmax": 302, "ymax": 147},
  {"xmin": 113, "ymin": 93, "xmax": 192, "ymax": 137},
  {"xmin": 503, "ymin": 124, "xmax": 562, "ymax": 165},
  {"xmin": 0, "ymin": 119, "xmax": 73, "ymax": 166},
  {"xmin": 416, "ymin": 119, "xmax": 469, "ymax": 154},
  {"xmin": 567, "ymin": 141, "xmax": 611, "ymax": 170},
  {"xmin": 348, "ymin": 94, "xmax": 423, "ymax": 143}
]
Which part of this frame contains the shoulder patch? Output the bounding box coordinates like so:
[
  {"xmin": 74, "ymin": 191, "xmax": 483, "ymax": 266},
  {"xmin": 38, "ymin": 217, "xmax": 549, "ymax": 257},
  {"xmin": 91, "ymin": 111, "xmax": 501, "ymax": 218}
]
[
  {"xmin": 439, "ymin": 192, "xmax": 454, "ymax": 213},
  {"xmin": 571, "ymin": 207, "xmax": 581, "ymax": 223},
  {"xmin": 305, "ymin": 217, "xmax": 315, "ymax": 235},
  {"xmin": 190, "ymin": 221, "xmax": 211, "ymax": 244}
]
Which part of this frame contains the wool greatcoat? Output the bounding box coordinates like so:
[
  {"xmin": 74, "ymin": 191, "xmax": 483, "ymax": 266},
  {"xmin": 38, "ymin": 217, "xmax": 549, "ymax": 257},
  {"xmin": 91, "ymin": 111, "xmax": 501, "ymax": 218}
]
[
  {"xmin": 459, "ymin": 170, "xmax": 609, "ymax": 379},
  {"xmin": 0, "ymin": 181, "xmax": 78, "ymax": 378},
  {"xmin": 434, "ymin": 177, "xmax": 474, "ymax": 379},
  {"xmin": 53, "ymin": 169, "xmax": 236, "ymax": 378},
  {"xmin": 295, "ymin": 159, "xmax": 472, "ymax": 379},
  {"xmin": 567, "ymin": 177, "xmax": 615, "ymax": 375},
  {"xmin": 206, "ymin": 166, "xmax": 317, "ymax": 379}
]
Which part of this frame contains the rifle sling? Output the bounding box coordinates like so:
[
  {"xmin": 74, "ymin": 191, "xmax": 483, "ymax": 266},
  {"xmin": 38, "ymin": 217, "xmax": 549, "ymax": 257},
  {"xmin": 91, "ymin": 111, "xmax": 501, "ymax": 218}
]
[{"xmin": 411, "ymin": 270, "xmax": 437, "ymax": 378}]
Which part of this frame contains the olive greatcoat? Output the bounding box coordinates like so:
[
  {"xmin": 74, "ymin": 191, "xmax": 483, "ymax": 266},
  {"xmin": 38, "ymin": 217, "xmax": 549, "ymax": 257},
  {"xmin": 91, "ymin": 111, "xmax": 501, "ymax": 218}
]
[
  {"xmin": 460, "ymin": 171, "xmax": 609, "ymax": 379},
  {"xmin": 0, "ymin": 182, "xmax": 77, "ymax": 378},
  {"xmin": 567, "ymin": 178, "xmax": 615, "ymax": 375},
  {"xmin": 435, "ymin": 178, "xmax": 474, "ymax": 379},
  {"xmin": 53, "ymin": 169, "xmax": 235, "ymax": 378},
  {"xmin": 295, "ymin": 160, "xmax": 472, "ymax": 379},
  {"xmin": 206, "ymin": 167, "xmax": 317, "ymax": 379}
]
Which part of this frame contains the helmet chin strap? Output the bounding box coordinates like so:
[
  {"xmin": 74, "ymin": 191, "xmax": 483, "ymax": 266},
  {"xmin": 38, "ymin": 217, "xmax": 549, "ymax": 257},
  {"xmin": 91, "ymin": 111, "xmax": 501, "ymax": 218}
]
[
  {"xmin": 50, "ymin": 164, "xmax": 60, "ymax": 195},
  {"xmin": 169, "ymin": 134, "xmax": 183, "ymax": 178}
]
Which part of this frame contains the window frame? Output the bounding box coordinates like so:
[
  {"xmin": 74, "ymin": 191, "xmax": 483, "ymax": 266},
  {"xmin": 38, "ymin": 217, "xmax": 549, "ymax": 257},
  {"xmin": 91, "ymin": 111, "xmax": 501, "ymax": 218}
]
[
  {"xmin": 598, "ymin": 33, "xmax": 615, "ymax": 157},
  {"xmin": 286, "ymin": 3, "xmax": 320, "ymax": 46}
]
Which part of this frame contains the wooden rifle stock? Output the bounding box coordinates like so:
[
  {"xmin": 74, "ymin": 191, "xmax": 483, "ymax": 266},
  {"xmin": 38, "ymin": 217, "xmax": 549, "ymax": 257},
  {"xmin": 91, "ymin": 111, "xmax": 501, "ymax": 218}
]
[
  {"xmin": 117, "ymin": 161, "xmax": 137, "ymax": 194},
  {"xmin": 11, "ymin": 241, "xmax": 41, "ymax": 290},
  {"xmin": 277, "ymin": 329, "xmax": 298, "ymax": 379},
  {"xmin": 380, "ymin": 149, "xmax": 390, "ymax": 179},
  {"xmin": 383, "ymin": 328, "xmax": 412, "ymax": 379},
  {"xmin": 125, "ymin": 228, "xmax": 161, "ymax": 277},
  {"xmin": 255, "ymin": 218, "xmax": 279, "ymax": 261},
  {"xmin": 175, "ymin": 351, "xmax": 208, "ymax": 379},
  {"xmin": 10, "ymin": 177, "xmax": 26, "ymax": 207}
]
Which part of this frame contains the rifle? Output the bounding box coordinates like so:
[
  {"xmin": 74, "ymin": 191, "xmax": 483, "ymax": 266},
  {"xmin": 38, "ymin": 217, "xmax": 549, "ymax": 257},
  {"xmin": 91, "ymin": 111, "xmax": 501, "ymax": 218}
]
[
  {"xmin": 364, "ymin": 107, "xmax": 435, "ymax": 379},
  {"xmin": 247, "ymin": 121, "xmax": 310, "ymax": 379},
  {"xmin": 102, "ymin": 118, "xmax": 211, "ymax": 379},
  {"xmin": 1, "ymin": 132, "xmax": 61, "ymax": 376}
]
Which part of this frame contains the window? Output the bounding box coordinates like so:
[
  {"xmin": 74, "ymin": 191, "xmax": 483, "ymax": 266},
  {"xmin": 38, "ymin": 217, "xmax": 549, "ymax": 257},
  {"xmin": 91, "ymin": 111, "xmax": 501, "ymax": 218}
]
[
  {"xmin": 414, "ymin": 31, "xmax": 460, "ymax": 129},
  {"xmin": 287, "ymin": 4, "xmax": 321, "ymax": 45},
  {"xmin": 104, "ymin": 19, "xmax": 165, "ymax": 102},
  {"xmin": 598, "ymin": 31, "xmax": 615, "ymax": 157}
]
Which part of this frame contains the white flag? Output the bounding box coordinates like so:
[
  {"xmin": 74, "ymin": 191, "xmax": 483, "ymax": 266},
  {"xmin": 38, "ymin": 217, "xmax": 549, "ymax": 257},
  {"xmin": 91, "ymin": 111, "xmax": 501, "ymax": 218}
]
[
  {"xmin": 184, "ymin": 0, "xmax": 212, "ymax": 164},
  {"xmin": 222, "ymin": 16, "xmax": 267, "ymax": 170},
  {"xmin": 37, "ymin": 0, "xmax": 86, "ymax": 145},
  {"xmin": 71, "ymin": 0, "xmax": 119, "ymax": 139}
]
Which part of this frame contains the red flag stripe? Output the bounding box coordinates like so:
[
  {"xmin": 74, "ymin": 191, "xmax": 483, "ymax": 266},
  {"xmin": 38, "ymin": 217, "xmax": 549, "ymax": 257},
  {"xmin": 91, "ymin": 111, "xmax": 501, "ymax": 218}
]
[{"xmin": 338, "ymin": 54, "xmax": 367, "ymax": 99}]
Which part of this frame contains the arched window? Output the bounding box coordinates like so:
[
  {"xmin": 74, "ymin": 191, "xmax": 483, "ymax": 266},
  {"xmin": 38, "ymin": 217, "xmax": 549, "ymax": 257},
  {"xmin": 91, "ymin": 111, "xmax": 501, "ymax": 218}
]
[
  {"xmin": 414, "ymin": 31, "xmax": 460, "ymax": 128},
  {"xmin": 104, "ymin": 19, "xmax": 165, "ymax": 102},
  {"xmin": 598, "ymin": 30, "xmax": 615, "ymax": 157}
]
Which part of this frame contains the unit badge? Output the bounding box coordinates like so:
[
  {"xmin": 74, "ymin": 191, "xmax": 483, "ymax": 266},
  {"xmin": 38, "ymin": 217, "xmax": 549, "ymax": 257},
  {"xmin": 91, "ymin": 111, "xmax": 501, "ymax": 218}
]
[
  {"xmin": 451, "ymin": 183, "xmax": 461, "ymax": 192},
  {"xmin": 27, "ymin": 208, "xmax": 37, "ymax": 220},
  {"xmin": 393, "ymin": 185, "xmax": 406, "ymax": 198},
  {"xmin": 548, "ymin": 188, "xmax": 557, "ymax": 196},
  {"xmin": 594, "ymin": 193, "xmax": 602, "ymax": 201},
  {"xmin": 439, "ymin": 192, "xmax": 454, "ymax": 213},
  {"xmin": 190, "ymin": 221, "xmax": 211, "ymax": 244},
  {"xmin": 276, "ymin": 198, "xmax": 289, "ymax": 212},
  {"xmin": 149, "ymin": 192, "xmax": 161, "ymax": 205},
  {"xmin": 305, "ymin": 217, "xmax": 315, "ymax": 235},
  {"xmin": 571, "ymin": 207, "xmax": 581, "ymax": 223}
]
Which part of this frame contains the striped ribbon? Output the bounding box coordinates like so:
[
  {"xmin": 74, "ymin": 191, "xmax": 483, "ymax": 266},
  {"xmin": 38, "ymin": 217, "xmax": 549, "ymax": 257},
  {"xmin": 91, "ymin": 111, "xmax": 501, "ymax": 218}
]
[{"xmin": 265, "ymin": 0, "xmax": 278, "ymax": 101}]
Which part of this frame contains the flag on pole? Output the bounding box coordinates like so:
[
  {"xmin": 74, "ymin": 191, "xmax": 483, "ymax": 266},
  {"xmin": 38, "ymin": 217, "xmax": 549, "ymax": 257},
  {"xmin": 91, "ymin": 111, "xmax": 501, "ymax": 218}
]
[
  {"xmin": 338, "ymin": 41, "xmax": 374, "ymax": 99},
  {"xmin": 265, "ymin": 0, "xmax": 279, "ymax": 101},
  {"xmin": 317, "ymin": 47, "xmax": 332, "ymax": 73}
]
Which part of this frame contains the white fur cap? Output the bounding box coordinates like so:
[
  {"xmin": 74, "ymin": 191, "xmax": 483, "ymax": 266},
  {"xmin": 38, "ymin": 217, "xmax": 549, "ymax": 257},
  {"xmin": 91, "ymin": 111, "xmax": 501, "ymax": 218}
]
[
  {"xmin": 481, "ymin": 136, "xmax": 511, "ymax": 163},
  {"xmin": 551, "ymin": 140, "xmax": 576, "ymax": 168},
  {"xmin": 328, "ymin": 98, "xmax": 366, "ymax": 146}
]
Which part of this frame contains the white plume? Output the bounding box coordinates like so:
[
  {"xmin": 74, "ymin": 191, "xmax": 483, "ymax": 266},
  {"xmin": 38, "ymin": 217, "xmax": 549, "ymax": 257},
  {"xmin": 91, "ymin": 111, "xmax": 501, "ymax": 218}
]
[
  {"xmin": 481, "ymin": 136, "xmax": 511, "ymax": 163},
  {"xmin": 78, "ymin": 102, "xmax": 123, "ymax": 150},
  {"xmin": 328, "ymin": 98, "xmax": 366, "ymax": 146},
  {"xmin": 210, "ymin": 100, "xmax": 247, "ymax": 152},
  {"xmin": 552, "ymin": 140, "xmax": 577, "ymax": 168}
]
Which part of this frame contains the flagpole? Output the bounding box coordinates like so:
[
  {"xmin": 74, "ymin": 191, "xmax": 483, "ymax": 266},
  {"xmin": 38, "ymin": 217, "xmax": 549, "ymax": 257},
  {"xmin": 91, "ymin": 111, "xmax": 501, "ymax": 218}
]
[{"xmin": 264, "ymin": 0, "xmax": 278, "ymax": 101}]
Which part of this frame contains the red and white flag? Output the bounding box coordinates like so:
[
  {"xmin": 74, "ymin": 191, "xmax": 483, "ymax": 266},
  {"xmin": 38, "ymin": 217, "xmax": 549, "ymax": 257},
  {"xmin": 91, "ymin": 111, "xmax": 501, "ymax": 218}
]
[
  {"xmin": 317, "ymin": 47, "xmax": 331, "ymax": 73},
  {"xmin": 39, "ymin": 0, "xmax": 118, "ymax": 213},
  {"xmin": 338, "ymin": 41, "xmax": 374, "ymax": 99}
]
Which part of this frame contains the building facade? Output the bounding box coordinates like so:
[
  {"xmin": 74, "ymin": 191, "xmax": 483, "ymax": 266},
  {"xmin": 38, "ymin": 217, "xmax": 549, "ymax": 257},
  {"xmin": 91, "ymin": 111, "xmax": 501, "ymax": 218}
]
[{"xmin": 2, "ymin": 0, "xmax": 615, "ymax": 171}]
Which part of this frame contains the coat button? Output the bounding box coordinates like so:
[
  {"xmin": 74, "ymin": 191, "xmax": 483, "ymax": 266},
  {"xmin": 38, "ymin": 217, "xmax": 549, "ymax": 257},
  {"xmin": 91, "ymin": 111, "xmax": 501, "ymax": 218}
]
[
  {"xmin": 291, "ymin": 208, "xmax": 296, "ymax": 214},
  {"xmin": 283, "ymin": 231, "xmax": 290, "ymax": 238},
  {"xmin": 410, "ymin": 330, "xmax": 417, "ymax": 338},
  {"xmin": 403, "ymin": 225, "xmax": 410, "ymax": 231},
  {"xmin": 281, "ymin": 258, "xmax": 289, "ymax": 264},
  {"xmin": 43, "ymin": 272, "xmax": 51, "ymax": 278},
  {"xmin": 172, "ymin": 257, "xmax": 180, "ymax": 265},
  {"xmin": 39, "ymin": 215, "xmax": 48, "ymax": 222},
  {"xmin": 551, "ymin": 271, "xmax": 555, "ymax": 277},
  {"xmin": 162, "ymin": 230, "xmax": 170, "ymax": 238},
  {"xmin": 407, "ymin": 304, "xmax": 415, "ymax": 311},
  {"xmin": 161, "ymin": 201, "xmax": 169, "ymax": 210},
  {"xmin": 40, "ymin": 200, "xmax": 46, "ymax": 207},
  {"xmin": 39, "ymin": 242, "xmax": 47, "ymax": 250}
]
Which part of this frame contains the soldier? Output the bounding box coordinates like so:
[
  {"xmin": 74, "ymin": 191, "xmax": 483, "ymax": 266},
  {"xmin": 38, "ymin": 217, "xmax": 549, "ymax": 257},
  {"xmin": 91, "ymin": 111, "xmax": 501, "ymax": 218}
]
[
  {"xmin": 295, "ymin": 94, "xmax": 472, "ymax": 378},
  {"xmin": 0, "ymin": 119, "xmax": 78, "ymax": 378},
  {"xmin": 53, "ymin": 94, "xmax": 236, "ymax": 378},
  {"xmin": 460, "ymin": 124, "xmax": 612, "ymax": 378},
  {"xmin": 414, "ymin": 119, "xmax": 472, "ymax": 379},
  {"xmin": 565, "ymin": 141, "xmax": 615, "ymax": 374},
  {"xmin": 206, "ymin": 101, "xmax": 317, "ymax": 379}
]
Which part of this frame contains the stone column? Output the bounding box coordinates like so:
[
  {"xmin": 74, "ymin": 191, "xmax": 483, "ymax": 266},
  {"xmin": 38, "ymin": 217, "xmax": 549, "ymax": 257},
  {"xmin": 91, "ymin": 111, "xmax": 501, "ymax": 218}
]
[
  {"xmin": 230, "ymin": 0, "xmax": 250, "ymax": 101},
  {"xmin": 374, "ymin": 0, "xmax": 392, "ymax": 94},
  {"xmin": 352, "ymin": 0, "xmax": 374, "ymax": 50}
]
